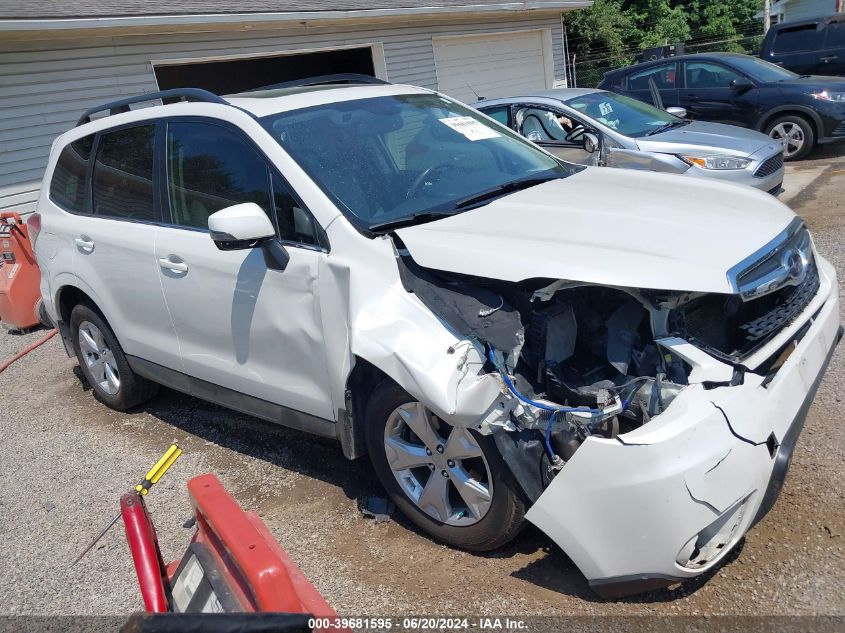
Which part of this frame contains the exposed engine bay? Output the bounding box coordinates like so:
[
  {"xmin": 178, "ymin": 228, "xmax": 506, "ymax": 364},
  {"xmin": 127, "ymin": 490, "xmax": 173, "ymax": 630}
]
[{"xmin": 395, "ymin": 243, "xmax": 820, "ymax": 501}]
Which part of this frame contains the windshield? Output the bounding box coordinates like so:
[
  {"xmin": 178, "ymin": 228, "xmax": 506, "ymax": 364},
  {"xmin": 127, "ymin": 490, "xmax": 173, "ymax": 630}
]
[
  {"xmin": 260, "ymin": 93, "xmax": 574, "ymax": 231},
  {"xmin": 725, "ymin": 55, "xmax": 798, "ymax": 82},
  {"xmin": 563, "ymin": 91, "xmax": 680, "ymax": 138}
]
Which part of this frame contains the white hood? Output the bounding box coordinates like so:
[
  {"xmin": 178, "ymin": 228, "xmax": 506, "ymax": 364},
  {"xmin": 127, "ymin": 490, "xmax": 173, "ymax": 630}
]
[{"xmin": 396, "ymin": 168, "xmax": 796, "ymax": 294}]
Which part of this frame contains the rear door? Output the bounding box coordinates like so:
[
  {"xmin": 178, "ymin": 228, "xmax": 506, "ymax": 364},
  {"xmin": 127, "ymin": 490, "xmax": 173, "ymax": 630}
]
[
  {"xmin": 822, "ymin": 18, "xmax": 845, "ymax": 76},
  {"xmin": 767, "ymin": 22, "xmax": 825, "ymax": 74},
  {"xmin": 70, "ymin": 122, "xmax": 182, "ymax": 370},
  {"xmin": 679, "ymin": 60, "xmax": 756, "ymax": 127},
  {"xmin": 154, "ymin": 118, "xmax": 335, "ymax": 420}
]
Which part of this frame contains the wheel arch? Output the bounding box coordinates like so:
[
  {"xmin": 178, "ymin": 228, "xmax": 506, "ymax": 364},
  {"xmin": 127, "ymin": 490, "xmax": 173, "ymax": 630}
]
[
  {"xmin": 338, "ymin": 355, "xmax": 391, "ymax": 460},
  {"xmin": 54, "ymin": 283, "xmax": 110, "ymax": 356},
  {"xmin": 757, "ymin": 105, "xmax": 821, "ymax": 140}
]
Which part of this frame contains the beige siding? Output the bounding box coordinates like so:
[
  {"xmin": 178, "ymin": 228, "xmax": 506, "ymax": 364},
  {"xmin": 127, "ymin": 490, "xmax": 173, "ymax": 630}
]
[{"xmin": 0, "ymin": 13, "xmax": 568, "ymax": 213}]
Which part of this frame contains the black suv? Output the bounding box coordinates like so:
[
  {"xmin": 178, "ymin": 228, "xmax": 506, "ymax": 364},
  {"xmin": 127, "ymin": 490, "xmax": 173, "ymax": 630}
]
[
  {"xmin": 761, "ymin": 15, "xmax": 845, "ymax": 77},
  {"xmin": 599, "ymin": 52, "xmax": 845, "ymax": 160}
]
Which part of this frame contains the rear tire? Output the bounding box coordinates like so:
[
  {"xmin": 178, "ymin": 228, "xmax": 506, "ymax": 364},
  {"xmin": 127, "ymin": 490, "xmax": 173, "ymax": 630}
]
[
  {"xmin": 70, "ymin": 304, "xmax": 158, "ymax": 410},
  {"xmin": 765, "ymin": 114, "xmax": 814, "ymax": 161},
  {"xmin": 365, "ymin": 379, "xmax": 525, "ymax": 551}
]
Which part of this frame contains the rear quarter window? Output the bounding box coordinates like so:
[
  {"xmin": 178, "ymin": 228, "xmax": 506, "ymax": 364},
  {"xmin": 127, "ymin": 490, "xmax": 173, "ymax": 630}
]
[{"xmin": 49, "ymin": 135, "xmax": 95, "ymax": 213}]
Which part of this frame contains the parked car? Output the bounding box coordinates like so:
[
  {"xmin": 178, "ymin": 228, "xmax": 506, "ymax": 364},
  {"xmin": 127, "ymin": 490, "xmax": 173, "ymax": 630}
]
[
  {"xmin": 761, "ymin": 15, "xmax": 845, "ymax": 77},
  {"xmin": 33, "ymin": 76, "xmax": 840, "ymax": 598},
  {"xmin": 599, "ymin": 52, "xmax": 845, "ymax": 160},
  {"xmin": 475, "ymin": 88, "xmax": 785, "ymax": 194}
]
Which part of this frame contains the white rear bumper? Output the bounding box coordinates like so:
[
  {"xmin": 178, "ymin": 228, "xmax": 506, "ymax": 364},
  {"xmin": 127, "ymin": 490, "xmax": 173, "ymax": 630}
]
[{"xmin": 525, "ymin": 255, "xmax": 841, "ymax": 597}]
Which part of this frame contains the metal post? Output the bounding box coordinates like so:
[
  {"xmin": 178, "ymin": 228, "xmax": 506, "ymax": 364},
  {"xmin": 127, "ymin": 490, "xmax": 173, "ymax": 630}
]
[{"xmin": 764, "ymin": 0, "xmax": 771, "ymax": 34}]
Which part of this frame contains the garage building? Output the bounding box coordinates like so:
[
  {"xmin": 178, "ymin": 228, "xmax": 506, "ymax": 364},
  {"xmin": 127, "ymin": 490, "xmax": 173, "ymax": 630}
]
[{"xmin": 0, "ymin": 1, "xmax": 589, "ymax": 214}]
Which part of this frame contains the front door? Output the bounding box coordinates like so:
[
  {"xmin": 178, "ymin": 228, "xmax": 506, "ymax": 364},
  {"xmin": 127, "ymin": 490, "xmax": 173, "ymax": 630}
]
[
  {"xmin": 155, "ymin": 119, "xmax": 335, "ymax": 420},
  {"xmin": 514, "ymin": 105, "xmax": 598, "ymax": 165},
  {"xmin": 679, "ymin": 61, "xmax": 756, "ymax": 128}
]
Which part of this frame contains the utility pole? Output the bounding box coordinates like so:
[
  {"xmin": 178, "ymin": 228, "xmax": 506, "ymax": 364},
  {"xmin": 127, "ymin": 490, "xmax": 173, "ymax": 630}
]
[{"xmin": 763, "ymin": 0, "xmax": 771, "ymax": 34}]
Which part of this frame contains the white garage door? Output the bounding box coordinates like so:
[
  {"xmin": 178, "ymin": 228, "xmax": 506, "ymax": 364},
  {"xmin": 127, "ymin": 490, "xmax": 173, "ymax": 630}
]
[{"xmin": 433, "ymin": 30, "xmax": 554, "ymax": 104}]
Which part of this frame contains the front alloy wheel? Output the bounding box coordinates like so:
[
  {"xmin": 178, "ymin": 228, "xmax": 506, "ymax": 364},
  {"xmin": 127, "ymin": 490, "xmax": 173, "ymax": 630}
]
[
  {"xmin": 384, "ymin": 401, "xmax": 493, "ymax": 525},
  {"xmin": 365, "ymin": 380, "xmax": 525, "ymax": 551}
]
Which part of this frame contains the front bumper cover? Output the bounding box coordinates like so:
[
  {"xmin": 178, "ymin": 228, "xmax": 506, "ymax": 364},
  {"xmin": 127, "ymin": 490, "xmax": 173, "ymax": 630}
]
[{"xmin": 524, "ymin": 256, "xmax": 841, "ymax": 598}]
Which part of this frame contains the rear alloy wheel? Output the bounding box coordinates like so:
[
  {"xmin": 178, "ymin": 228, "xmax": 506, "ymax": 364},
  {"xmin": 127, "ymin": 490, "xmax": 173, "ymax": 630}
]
[
  {"xmin": 766, "ymin": 115, "xmax": 814, "ymax": 161},
  {"xmin": 70, "ymin": 304, "xmax": 159, "ymax": 410},
  {"xmin": 365, "ymin": 380, "xmax": 524, "ymax": 551}
]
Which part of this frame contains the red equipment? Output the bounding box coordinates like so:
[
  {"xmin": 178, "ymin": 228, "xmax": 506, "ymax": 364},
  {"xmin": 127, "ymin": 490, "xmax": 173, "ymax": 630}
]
[
  {"xmin": 0, "ymin": 212, "xmax": 44, "ymax": 330},
  {"xmin": 121, "ymin": 473, "xmax": 348, "ymax": 632}
]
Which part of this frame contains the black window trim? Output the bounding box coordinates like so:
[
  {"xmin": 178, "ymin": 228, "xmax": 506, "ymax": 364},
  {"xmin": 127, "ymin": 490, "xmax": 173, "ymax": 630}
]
[
  {"xmin": 159, "ymin": 115, "xmax": 329, "ymax": 253},
  {"xmin": 680, "ymin": 59, "xmax": 755, "ymax": 90}
]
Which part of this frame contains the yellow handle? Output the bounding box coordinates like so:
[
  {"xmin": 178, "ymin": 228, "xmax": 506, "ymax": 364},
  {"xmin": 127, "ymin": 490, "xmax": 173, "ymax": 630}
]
[{"xmin": 135, "ymin": 444, "xmax": 182, "ymax": 495}]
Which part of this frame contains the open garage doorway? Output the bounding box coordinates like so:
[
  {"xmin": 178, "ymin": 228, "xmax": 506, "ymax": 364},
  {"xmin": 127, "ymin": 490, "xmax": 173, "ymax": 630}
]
[{"xmin": 153, "ymin": 45, "xmax": 381, "ymax": 95}]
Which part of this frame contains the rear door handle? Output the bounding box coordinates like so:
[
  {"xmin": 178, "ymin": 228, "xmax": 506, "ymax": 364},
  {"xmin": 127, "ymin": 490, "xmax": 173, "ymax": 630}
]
[
  {"xmin": 158, "ymin": 256, "xmax": 188, "ymax": 273},
  {"xmin": 74, "ymin": 235, "xmax": 94, "ymax": 252},
  {"xmin": 821, "ymin": 55, "xmax": 839, "ymax": 62}
]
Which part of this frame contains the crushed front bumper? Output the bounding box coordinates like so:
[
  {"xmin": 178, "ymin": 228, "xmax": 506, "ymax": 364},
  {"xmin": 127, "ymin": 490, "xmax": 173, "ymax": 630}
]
[{"xmin": 525, "ymin": 256, "xmax": 841, "ymax": 598}]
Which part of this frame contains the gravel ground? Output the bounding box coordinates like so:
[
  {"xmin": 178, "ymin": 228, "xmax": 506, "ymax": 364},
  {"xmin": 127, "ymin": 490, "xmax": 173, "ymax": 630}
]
[{"xmin": 1, "ymin": 149, "xmax": 844, "ymax": 619}]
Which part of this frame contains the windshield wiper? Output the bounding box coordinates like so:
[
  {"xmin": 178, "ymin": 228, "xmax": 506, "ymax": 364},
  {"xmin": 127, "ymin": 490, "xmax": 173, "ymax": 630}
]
[
  {"xmin": 646, "ymin": 119, "xmax": 690, "ymax": 136},
  {"xmin": 368, "ymin": 210, "xmax": 458, "ymax": 232},
  {"xmin": 451, "ymin": 174, "xmax": 563, "ymax": 211}
]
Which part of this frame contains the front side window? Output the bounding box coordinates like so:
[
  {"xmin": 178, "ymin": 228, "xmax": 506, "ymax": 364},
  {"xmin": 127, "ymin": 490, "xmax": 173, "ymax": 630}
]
[
  {"xmin": 261, "ymin": 94, "xmax": 573, "ymax": 231},
  {"xmin": 50, "ymin": 135, "xmax": 95, "ymax": 213},
  {"xmin": 92, "ymin": 124, "xmax": 156, "ymax": 221},
  {"xmin": 685, "ymin": 62, "xmax": 743, "ymax": 89},
  {"xmin": 515, "ymin": 105, "xmax": 577, "ymax": 142},
  {"xmin": 166, "ymin": 121, "xmax": 271, "ymax": 230},
  {"xmin": 625, "ymin": 63, "xmax": 677, "ymax": 91},
  {"xmin": 564, "ymin": 91, "xmax": 681, "ymax": 138}
]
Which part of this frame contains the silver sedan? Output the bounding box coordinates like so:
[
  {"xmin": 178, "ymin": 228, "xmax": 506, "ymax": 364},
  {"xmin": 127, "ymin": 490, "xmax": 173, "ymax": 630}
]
[{"xmin": 475, "ymin": 88, "xmax": 785, "ymax": 194}]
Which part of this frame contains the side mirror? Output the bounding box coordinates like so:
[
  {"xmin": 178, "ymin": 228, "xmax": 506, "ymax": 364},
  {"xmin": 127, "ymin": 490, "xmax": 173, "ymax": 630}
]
[
  {"xmin": 666, "ymin": 106, "xmax": 687, "ymax": 118},
  {"xmin": 208, "ymin": 203, "xmax": 275, "ymax": 250},
  {"xmin": 583, "ymin": 132, "xmax": 599, "ymax": 154},
  {"xmin": 730, "ymin": 78, "xmax": 753, "ymax": 91}
]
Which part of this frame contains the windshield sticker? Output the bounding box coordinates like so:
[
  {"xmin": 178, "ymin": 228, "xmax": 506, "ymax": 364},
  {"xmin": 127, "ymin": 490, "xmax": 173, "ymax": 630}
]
[
  {"xmin": 598, "ymin": 102, "xmax": 614, "ymax": 116},
  {"xmin": 439, "ymin": 116, "xmax": 500, "ymax": 141}
]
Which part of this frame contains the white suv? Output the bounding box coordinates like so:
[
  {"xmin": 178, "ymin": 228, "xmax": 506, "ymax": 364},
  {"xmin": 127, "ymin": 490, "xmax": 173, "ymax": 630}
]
[{"xmin": 33, "ymin": 77, "xmax": 840, "ymax": 598}]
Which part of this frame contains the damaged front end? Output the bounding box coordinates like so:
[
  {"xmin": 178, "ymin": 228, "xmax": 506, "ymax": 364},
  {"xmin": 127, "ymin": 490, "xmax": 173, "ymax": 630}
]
[{"xmin": 392, "ymin": 222, "xmax": 841, "ymax": 596}]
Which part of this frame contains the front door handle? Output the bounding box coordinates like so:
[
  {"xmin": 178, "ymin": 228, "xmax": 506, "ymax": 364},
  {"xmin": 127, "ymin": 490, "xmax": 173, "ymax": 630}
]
[
  {"xmin": 74, "ymin": 235, "xmax": 94, "ymax": 252},
  {"xmin": 821, "ymin": 55, "xmax": 839, "ymax": 62},
  {"xmin": 158, "ymin": 256, "xmax": 188, "ymax": 273}
]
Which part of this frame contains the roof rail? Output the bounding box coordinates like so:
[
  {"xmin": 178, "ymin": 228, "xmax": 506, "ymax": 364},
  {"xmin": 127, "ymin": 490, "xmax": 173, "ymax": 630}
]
[
  {"xmin": 245, "ymin": 73, "xmax": 389, "ymax": 93},
  {"xmin": 76, "ymin": 88, "xmax": 228, "ymax": 127}
]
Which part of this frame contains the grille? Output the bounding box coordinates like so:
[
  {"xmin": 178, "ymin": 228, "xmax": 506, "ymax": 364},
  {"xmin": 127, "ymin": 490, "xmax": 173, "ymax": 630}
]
[
  {"xmin": 833, "ymin": 121, "xmax": 845, "ymax": 138},
  {"xmin": 670, "ymin": 262, "xmax": 819, "ymax": 361},
  {"xmin": 739, "ymin": 263, "xmax": 819, "ymax": 342},
  {"xmin": 754, "ymin": 153, "xmax": 784, "ymax": 178}
]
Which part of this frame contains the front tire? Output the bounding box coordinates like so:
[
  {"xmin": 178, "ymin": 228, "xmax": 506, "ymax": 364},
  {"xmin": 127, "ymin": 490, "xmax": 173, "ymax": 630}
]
[
  {"xmin": 766, "ymin": 115, "xmax": 814, "ymax": 161},
  {"xmin": 70, "ymin": 304, "xmax": 158, "ymax": 410},
  {"xmin": 365, "ymin": 379, "xmax": 525, "ymax": 551}
]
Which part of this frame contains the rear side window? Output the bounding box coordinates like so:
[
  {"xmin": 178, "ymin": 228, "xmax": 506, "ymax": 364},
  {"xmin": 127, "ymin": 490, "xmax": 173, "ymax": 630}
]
[
  {"xmin": 92, "ymin": 124, "xmax": 156, "ymax": 221},
  {"xmin": 166, "ymin": 121, "xmax": 271, "ymax": 230},
  {"xmin": 481, "ymin": 107, "xmax": 511, "ymax": 127},
  {"xmin": 49, "ymin": 135, "xmax": 94, "ymax": 212},
  {"xmin": 825, "ymin": 22, "xmax": 845, "ymax": 49},
  {"xmin": 773, "ymin": 25, "xmax": 820, "ymax": 53},
  {"xmin": 625, "ymin": 63, "xmax": 677, "ymax": 91}
]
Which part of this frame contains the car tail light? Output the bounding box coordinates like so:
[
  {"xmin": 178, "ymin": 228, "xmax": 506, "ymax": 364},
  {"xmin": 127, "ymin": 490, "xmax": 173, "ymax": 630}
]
[{"xmin": 26, "ymin": 212, "xmax": 41, "ymax": 249}]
